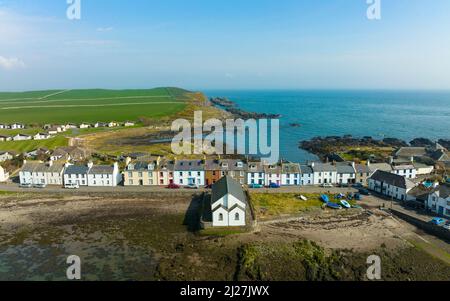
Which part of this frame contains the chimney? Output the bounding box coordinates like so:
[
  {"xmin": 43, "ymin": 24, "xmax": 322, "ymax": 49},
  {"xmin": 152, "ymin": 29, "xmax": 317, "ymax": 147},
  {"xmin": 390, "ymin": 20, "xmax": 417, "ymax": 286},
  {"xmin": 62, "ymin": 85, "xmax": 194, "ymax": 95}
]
[
  {"xmin": 389, "ymin": 156, "xmax": 394, "ymax": 164},
  {"xmin": 311, "ymin": 162, "xmax": 315, "ymax": 168},
  {"xmin": 125, "ymin": 157, "xmax": 132, "ymax": 165},
  {"xmin": 410, "ymin": 156, "xmax": 414, "ymax": 163},
  {"xmin": 351, "ymin": 162, "xmax": 356, "ymax": 169},
  {"xmin": 87, "ymin": 161, "xmax": 94, "ymax": 169},
  {"xmin": 366, "ymin": 160, "xmax": 371, "ymax": 167},
  {"xmin": 47, "ymin": 160, "xmax": 53, "ymax": 167}
]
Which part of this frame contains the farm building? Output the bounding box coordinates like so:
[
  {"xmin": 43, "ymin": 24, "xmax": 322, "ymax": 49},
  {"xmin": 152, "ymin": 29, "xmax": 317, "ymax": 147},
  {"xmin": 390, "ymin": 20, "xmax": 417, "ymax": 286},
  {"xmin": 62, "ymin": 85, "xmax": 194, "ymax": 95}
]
[
  {"xmin": 13, "ymin": 134, "xmax": 32, "ymax": 141},
  {"xmin": 33, "ymin": 133, "xmax": 52, "ymax": 140},
  {"xmin": 211, "ymin": 176, "xmax": 247, "ymax": 227}
]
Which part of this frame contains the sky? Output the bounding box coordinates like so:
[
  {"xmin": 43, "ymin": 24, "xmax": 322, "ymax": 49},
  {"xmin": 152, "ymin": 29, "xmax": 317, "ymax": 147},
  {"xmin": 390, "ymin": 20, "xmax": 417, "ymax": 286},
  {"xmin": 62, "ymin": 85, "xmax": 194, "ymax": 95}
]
[{"xmin": 0, "ymin": 0, "xmax": 450, "ymax": 91}]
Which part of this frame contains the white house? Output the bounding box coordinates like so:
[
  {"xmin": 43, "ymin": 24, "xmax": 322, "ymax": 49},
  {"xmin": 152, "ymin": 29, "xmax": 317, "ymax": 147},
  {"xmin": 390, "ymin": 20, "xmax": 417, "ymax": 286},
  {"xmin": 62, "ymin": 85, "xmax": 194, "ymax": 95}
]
[
  {"xmin": 391, "ymin": 164, "xmax": 417, "ymax": 179},
  {"xmin": 19, "ymin": 160, "xmax": 65, "ymax": 186},
  {"xmin": 427, "ymin": 184, "xmax": 450, "ymax": 218},
  {"xmin": 0, "ymin": 151, "xmax": 14, "ymax": 162},
  {"xmin": 0, "ymin": 124, "xmax": 6, "ymax": 129},
  {"xmin": 211, "ymin": 176, "xmax": 247, "ymax": 227},
  {"xmin": 87, "ymin": 163, "xmax": 121, "ymax": 187},
  {"xmin": 368, "ymin": 170, "xmax": 416, "ymax": 201},
  {"xmin": 0, "ymin": 135, "xmax": 12, "ymax": 142},
  {"xmin": 13, "ymin": 134, "xmax": 32, "ymax": 141},
  {"xmin": 173, "ymin": 160, "xmax": 205, "ymax": 186},
  {"xmin": 0, "ymin": 165, "xmax": 9, "ymax": 182},
  {"xmin": 108, "ymin": 121, "xmax": 118, "ymax": 128},
  {"xmin": 335, "ymin": 162, "xmax": 356, "ymax": 185},
  {"xmin": 79, "ymin": 123, "xmax": 91, "ymax": 129},
  {"xmin": 281, "ymin": 163, "xmax": 301, "ymax": 186},
  {"xmin": 33, "ymin": 133, "xmax": 51, "ymax": 140},
  {"xmin": 311, "ymin": 162, "xmax": 337, "ymax": 185},
  {"xmin": 124, "ymin": 121, "xmax": 135, "ymax": 127},
  {"xmin": 264, "ymin": 164, "xmax": 282, "ymax": 186},
  {"xmin": 246, "ymin": 161, "xmax": 265, "ymax": 186},
  {"xmin": 64, "ymin": 163, "xmax": 92, "ymax": 186},
  {"xmin": 300, "ymin": 164, "xmax": 314, "ymax": 186},
  {"xmin": 413, "ymin": 163, "xmax": 434, "ymax": 176},
  {"xmin": 10, "ymin": 123, "xmax": 25, "ymax": 129}
]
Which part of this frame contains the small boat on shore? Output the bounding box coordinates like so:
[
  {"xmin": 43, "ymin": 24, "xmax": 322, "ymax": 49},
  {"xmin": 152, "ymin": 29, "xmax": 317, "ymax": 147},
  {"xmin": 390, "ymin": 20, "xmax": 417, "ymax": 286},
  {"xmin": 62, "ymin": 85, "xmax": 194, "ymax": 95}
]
[
  {"xmin": 327, "ymin": 202, "xmax": 342, "ymax": 210},
  {"xmin": 340, "ymin": 200, "xmax": 351, "ymax": 209},
  {"xmin": 299, "ymin": 195, "xmax": 308, "ymax": 201},
  {"xmin": 321, "ymin": 194, "xmax": 330, "ymax": 203}
]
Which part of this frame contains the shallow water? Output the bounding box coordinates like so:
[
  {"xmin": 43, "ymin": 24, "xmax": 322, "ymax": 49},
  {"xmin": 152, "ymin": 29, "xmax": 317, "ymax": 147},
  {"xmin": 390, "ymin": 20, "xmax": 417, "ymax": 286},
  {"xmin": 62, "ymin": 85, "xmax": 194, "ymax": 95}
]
[{"xmin": 205, "ymin": 90, "xmax": 450, "ymax": 163}]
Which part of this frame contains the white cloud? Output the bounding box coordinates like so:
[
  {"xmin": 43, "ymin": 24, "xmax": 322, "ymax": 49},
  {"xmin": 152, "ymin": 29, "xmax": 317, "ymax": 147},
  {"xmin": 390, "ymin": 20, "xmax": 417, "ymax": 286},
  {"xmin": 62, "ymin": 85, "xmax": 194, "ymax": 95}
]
[{"xmin": 0, "ymin": 56, "xmax": 26, "ymax": 70}]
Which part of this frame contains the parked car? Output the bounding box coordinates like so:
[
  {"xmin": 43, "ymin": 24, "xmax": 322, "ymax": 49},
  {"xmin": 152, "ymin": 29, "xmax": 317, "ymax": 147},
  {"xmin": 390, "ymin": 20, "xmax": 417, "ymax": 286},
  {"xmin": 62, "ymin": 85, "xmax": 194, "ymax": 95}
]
[
  {"xmin": 352, "ymin": 183, "xmax": 363, "ymax": 189},
  {"xmin": 33, "ymin": 183, "xmax": 47, "ymax": 189},
  {"xmin": 185, "ymin": 183, "xmax": 199, "ymax": 189},
  {"xmin": 248, "ymin": 183, "xmax": 263, "ymax": 189},
  {"xmin": 166, "ymin": 183, "xmax": 180, "ymax": 189},
  {"xmin": 430, "ymin": 217, "xmax": 446, "ymax": 226},
  {"xmin": 443, "ymin": 223, "xmax": 450, "ymax": 230},
  {"xmin": 321, "ymin": 183, "xmax": 333, "ymax": 188},
  {"xmin": 268, "ymin": 183, "xmax": 281, "ymax": 189},
  {"xmin": 358, "ymin": 188, "xmax": 370, "ymax": 195},
  {"xmin": 64, "ymin": 183, "xmax": 80, "ymax": 189},
  {"xmin": 19, "ymin": 183, "xmax": 32, "ymax": 188}
]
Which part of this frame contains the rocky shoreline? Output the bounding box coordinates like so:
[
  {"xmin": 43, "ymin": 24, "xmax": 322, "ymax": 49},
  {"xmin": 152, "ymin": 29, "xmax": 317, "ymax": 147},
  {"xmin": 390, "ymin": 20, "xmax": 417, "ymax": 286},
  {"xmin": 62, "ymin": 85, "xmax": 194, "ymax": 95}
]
[
  {"xmin": 209, "ymin": 97, "xmax": 281, "ymax": 119},
  {"xmin": 299, "ymin": 135, "xmax": 450, "ymax": 162}
]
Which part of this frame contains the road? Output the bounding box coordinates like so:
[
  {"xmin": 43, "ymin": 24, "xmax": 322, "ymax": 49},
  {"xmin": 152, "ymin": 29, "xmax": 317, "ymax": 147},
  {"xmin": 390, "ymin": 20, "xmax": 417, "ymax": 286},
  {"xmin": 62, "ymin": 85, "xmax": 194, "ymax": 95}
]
[{"xmin": 0, "ymin": 183, "xmax": 358, "ymax": 195}]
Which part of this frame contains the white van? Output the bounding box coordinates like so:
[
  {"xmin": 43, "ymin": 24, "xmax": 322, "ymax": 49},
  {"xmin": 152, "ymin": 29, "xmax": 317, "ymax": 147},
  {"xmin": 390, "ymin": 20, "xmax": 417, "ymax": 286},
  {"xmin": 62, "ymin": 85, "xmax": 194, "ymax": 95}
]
[{"xmin": 64, "ymin": 183, "xmax": 80, "ymax": 189}]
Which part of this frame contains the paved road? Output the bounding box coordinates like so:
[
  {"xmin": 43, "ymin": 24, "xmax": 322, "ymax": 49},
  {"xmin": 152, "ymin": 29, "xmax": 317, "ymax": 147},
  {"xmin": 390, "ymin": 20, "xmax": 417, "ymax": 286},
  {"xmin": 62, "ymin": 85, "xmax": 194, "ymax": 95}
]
[{"xmin": 0, "ymin": 183, "xmax": 359, "ymax": 195}]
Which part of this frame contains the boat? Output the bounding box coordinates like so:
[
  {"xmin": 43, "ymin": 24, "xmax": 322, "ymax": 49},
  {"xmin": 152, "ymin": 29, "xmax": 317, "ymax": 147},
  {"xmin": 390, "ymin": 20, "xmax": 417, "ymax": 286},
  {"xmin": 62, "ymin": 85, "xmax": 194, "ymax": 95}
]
[
  {"xmin": 340, "ymin": 200, "xmax": 351, "ymax": 209},
  {"xmin": 327, "ymin": 202, "xmax": 342, "ymax": 210},
  {"xmin": 321, "ymin": 194, "xmax": 330, "ymax": 203},
  {"xmin": 299, "ymin": 195, "xmax": 308, "ymax": 201}
]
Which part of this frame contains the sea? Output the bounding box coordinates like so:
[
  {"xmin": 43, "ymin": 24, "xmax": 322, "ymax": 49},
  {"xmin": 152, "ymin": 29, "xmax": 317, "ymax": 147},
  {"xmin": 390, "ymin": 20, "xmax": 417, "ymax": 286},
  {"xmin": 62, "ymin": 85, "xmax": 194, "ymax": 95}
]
[{"xmin": 204, "ymin": 90, "xmax": 450, "ymax": 163}]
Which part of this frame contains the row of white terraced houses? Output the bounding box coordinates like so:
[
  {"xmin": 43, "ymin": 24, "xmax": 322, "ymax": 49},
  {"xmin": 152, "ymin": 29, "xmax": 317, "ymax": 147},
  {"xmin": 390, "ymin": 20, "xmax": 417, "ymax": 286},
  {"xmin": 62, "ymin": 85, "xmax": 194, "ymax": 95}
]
[{"xmin": 17, "ymin": 156, "xmax": 434, "ymax": 188}]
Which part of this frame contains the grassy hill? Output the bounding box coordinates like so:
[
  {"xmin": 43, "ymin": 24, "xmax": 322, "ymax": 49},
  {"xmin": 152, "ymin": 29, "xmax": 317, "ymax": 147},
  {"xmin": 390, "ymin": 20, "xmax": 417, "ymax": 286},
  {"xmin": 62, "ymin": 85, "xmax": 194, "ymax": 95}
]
[{"xmin": 0, "ymin": 87, "xmax": 188, "ymax": 125}]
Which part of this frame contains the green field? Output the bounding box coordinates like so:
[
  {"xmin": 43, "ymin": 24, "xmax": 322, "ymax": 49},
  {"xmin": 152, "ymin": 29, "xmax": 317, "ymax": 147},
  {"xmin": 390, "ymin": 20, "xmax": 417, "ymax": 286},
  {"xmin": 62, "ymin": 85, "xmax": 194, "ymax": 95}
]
[{"xmin": 0, "ymin": 87, "xmax": 188, "ymax": 125}]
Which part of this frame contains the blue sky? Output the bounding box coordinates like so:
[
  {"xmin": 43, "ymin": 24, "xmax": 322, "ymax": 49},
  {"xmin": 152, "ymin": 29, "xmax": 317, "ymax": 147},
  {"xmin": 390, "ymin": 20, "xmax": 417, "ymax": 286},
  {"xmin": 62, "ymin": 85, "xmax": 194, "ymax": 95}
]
[{"xmin": 1, "ymin": 0, "xmax": 450, "ymax": 91}]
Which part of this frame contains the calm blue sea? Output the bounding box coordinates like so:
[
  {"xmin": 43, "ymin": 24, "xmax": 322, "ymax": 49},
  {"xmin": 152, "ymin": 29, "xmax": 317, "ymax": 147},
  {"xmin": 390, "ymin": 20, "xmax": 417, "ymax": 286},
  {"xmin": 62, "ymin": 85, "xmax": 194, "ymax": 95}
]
[{"xmin": 204, "ymin": 90, "xmax": 450, "ymax": 163}]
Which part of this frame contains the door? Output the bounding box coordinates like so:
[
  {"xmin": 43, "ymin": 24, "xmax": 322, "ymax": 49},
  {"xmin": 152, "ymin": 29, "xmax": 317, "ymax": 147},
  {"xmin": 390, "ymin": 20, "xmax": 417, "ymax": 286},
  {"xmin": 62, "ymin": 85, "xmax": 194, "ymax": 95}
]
[{"xmin": 438, "ymin": 206, "xmax": 445, "ymax": 215}]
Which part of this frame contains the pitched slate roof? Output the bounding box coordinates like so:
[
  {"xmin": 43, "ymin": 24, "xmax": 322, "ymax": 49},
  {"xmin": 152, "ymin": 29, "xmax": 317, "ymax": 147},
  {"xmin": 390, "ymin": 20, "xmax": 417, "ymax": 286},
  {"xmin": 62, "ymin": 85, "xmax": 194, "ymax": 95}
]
[
  {"xmin": 355, "ymin": 163, "xmax": 370, "ymax": 173},
  {"xmin": 369, "ymin": 163, "xmax": 393, "ymax": 173},
  {"xmin": 336, "ymin": 162, "xmax": 356, "ymax": 174},
  {"xmin": 282, "ymin": 163, "xmax": 300, "ymax": 174},
  {"xmin": 174, "ymin": 160, "xmax": 204, "ymax": 171},
  {"xmin": 88, "ymin": 165, "xmax": 114, "ymax": 175},
  {"xmin": 64, "ymin": 165, "xmax": 90, "ymax": 175},
  {"xmin": 312, "ymin": 163, "xmax": 337, "ymax": 173},
  {"xmin": 211, "ymin": 176, "xmax": 247, "ymax": 206},
  {"xmin": 432, "ymin": 184, "xmax": 450, "ymax": 199},
  {"xmin": 247, "ymin": 161, "xmax": 264, "ymax": 173},
  {"xmin": 395, "ymin": 147, "xmax": 427, "ymax": 158},
  {"xmin": 300, "ymin": 164, "xmax": 313, "ymax": 175},
  {"xmin": 369, "ymin": 170, "xmax": 415, "ymax": 190}
]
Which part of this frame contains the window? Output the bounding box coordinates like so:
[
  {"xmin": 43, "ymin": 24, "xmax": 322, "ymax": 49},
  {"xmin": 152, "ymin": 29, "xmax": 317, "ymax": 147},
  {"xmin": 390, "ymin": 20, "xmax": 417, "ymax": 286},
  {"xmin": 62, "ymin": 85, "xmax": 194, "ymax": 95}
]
[
  {"xmin": 219, "ymin": 213, "xmax": 223, "ymax": 221},
  {"xmin": 129, "ymin": 180, "xmax": 133, "ymax": 185},
  {"xmin": 138, "ymin": 172, "xmax": 143, "ymax": 178},
  {"xmin": 235, "ymin": 213, "xmax": 240, "ymax": 221}
]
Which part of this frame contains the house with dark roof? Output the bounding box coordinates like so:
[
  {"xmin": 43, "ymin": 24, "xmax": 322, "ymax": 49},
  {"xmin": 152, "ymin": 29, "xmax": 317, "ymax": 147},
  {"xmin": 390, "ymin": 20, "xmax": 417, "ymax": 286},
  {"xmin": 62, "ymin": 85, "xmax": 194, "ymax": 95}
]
[
  {"xmin": 264, "ymin": 163, "xmax": 282, "ymax": 186},
  {"xmin": 335, "ymin": 162, "xmax": 356, "ymax": 185},
  {"xmin": 311, "ymin": 162, "xmax": 337, "ymax": 185},
  {"xmin": 64, "ymin": 163, "xmax": 92, "ymax": 186},
  {"xmin": 87, "ymin": 163, "xmax": 121, "ymax": 187},
  {"xmin": 246, "ymin": 161, "xmax": 265, "ymax": 186},
  {"xmin": 211, "ymin": 176, "xmax": 247, "ymax": 227},
  {"xmin": 281, "ymin": 163, "xmax": 301, "ymax": 186},
  {"xmin": 300, "ymin": 164, "xmax": 314, "ymax": 186},
  {"xmin": 123, "ymin": 157, "xmax": 160, "ymax": 186},
  {"xmin": 368, "ymin": 170, "xmax": 416, "ymax": 201},
  {"xmin": 19, "ymin": 160, "xmax": 65, "ymax": 186},
  {"xmin": 174, "ymin": 159, "xmax": 205, "ymax": 186},
  {"xmin": 204, "ymin": 159, "xmax": 246, "ymax": 186},
  {"xmin": 427, "ymin": 184, "xmax": 450, "ymax": 218},
  {"xmin": 355, "ymin": 162, "xmax": 371, "ymax": 185}
]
